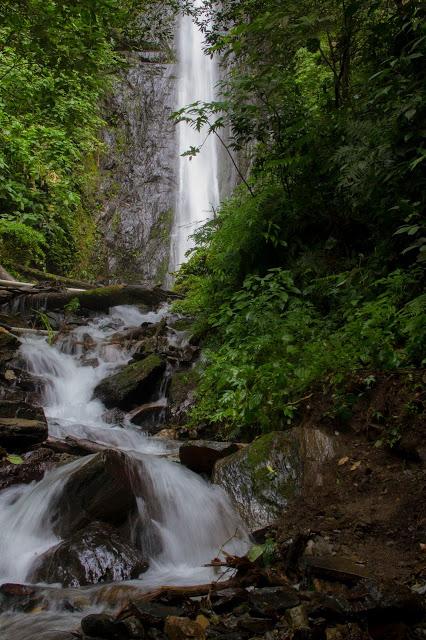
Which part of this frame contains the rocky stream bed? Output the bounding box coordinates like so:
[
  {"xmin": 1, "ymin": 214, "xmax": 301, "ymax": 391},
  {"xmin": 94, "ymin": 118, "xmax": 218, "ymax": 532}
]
[{"xmin": 0, "ymin": 284, "xmax": 424, "ymax": 640}]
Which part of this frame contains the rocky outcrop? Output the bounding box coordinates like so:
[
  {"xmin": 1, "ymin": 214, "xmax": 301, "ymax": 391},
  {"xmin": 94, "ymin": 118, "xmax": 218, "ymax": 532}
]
[
  {"xmin": 98, "ymin": 51, "xmax": 177, "ymax": 285},
  {"xmin": 94, "ymin": 354, "xmax": 165, "ymax": 410},
  {"xmin": 50, "ymin": 449, "xmax": 137, "ymax": 536},
  {"xmin": 0, "ymin": 401, "xmax": 48, "ymax": 451},
  {"xmin": 31, "ymin": 521, "xmax": 147, "ymax": 587},
  {"xmin": 213, "ymin": 428, "xmax": 335, "ymax": 529},
  {"xmin": 179, "ymin": 441, "xmax": 239, "ymax": 476}
]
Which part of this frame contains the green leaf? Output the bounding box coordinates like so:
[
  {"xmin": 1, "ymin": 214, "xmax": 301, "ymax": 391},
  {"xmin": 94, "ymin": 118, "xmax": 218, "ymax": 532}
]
[
  {"xmin": 247, "ymin": 544, "xmax": 265, "ymax": 562},
  {"xmin": 6, "ymin": 454, "xmax": 24, "ymax": 465}
]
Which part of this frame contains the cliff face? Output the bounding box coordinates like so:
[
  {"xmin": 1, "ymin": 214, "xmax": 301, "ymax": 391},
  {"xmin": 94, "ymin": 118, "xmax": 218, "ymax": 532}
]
[{"xmin": 98, "ymin": 51, "xmax": 177, "ymax": 285}]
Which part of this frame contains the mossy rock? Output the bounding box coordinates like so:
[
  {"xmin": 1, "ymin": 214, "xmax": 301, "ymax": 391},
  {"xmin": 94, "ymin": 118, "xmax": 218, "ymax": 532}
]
[
  {"xmin": 168, "ymin": 368, "xmax": 199, "ymax": 424},
  {"xmin": 213, "ymin": 428, "xmax": 335, "ymax": 530},
  {"xmin": 169, "ymin": 369, "xmax": 199, "ymax": 406},
  {"xmin": 94, "ymin": 354, "xmax": 165, "ymax": 410}
]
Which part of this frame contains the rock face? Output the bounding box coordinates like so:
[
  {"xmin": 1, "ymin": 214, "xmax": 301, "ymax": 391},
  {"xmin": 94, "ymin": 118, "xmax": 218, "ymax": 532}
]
[
  {"xmin": 179, "ymin": 441, "xmax": 239, "ymax": 476},
  {"xmin": 50, "ymin": 449, "xmax": 137, "ymax": 536},
  {"xmin": 94, "ymin": 354, "xmax": 165, "ymax": 410},
  {"xmin": 213, "ymin": 428, "xmax": 335, "ymax": 529},
  {"xmin": 32, "ymin": 521, "xmax": 147, "ymax": 587},
  {"xmin": 0, "ymin": 401, "xmax": 48, "ymax": 451},
  {"xmin": 98, "ymin": 49, "xmax": 177, "ymax": 285}
]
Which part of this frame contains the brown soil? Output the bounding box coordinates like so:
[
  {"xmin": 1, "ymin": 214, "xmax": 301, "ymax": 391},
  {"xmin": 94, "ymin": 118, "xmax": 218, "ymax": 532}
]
[{"xmin": 276, "ymin": 370, "xmax": 426, "ymax": 585}]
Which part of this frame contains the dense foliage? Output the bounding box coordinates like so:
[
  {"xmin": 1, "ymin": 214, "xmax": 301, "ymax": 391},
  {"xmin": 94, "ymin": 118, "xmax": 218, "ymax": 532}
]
[
  {"xmin": 0, "ymin": 0, "xmax": 158, "ymax": 275},
  {"xmin": 175, "ymin": 0, "xmax": 426, "ymax": 437}
]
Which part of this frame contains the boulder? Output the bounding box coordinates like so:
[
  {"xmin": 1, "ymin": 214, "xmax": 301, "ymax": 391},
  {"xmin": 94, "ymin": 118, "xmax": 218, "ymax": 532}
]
[
  {"xmin": 179, "ymin": 441, "xmax": 239, "ymax": 476},
  {"xmin": 94, "ymin": 354, "xmax": 165, "ymax": 410},
  {"xmin": 31, "ymin": 522, "xmax": 148, "ymax": 587},
  {"xmin": 50, "ymin": 449, "xmax": 137, "ymax": 536},
  {"xmin": 0, "ymin": 401, "xmax": 48, "ymax": 451},
  {"xmin": 213, "ymin": 428, "xmax": 335, "ymax": 529}
]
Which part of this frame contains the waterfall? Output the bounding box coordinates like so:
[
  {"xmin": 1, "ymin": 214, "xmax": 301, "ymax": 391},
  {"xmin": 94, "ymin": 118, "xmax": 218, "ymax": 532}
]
[
  {"xmin": 169, "ymin": 9, "xmax": 220, "ymax": 274},
  {"xmin": 0, "ymin": 305, "xmax": 249, "ymax": 638}
]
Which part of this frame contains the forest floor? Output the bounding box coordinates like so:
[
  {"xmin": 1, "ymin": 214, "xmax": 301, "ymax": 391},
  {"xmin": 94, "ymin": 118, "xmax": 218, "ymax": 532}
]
[{"xmin": 275, "ymin": 371, "xmax": 426, "ymax": 586}]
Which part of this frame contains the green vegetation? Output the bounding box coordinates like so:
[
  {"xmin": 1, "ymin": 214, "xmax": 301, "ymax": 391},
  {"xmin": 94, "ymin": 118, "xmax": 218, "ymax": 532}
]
[
  {"xmin": 174, "ymin": 0, "xmax": 426, "ymax": 438},
  {"xmin": 0, "ymin": 0, "xmax": 167, "ymax": 276}
]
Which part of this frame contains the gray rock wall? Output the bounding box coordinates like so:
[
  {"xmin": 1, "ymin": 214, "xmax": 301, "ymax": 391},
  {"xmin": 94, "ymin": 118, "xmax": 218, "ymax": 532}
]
[{"xmin": 98, "ymin": 51, "xmax": 177, "ymax": 285}]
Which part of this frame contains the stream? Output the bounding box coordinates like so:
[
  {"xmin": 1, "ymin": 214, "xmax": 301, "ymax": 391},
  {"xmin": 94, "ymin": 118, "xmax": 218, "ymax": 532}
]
[{"xmin": 0, "ymin": 305, "xmax": 249, "ymax": 639}]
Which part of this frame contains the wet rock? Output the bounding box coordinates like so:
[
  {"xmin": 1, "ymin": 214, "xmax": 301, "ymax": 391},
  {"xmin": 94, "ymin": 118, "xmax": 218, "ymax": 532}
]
[
  {"xmin": 0, "ymin": 400, "xmax": 48, "ymax": 451},
  {"xmin": 179, "ymin": 441, "xmax": 239, "ymax": 476},
  {"xmin": 51, "ymin": 449, "xmax": 137, "ymax": 536},
  {"xmin": 129, "ymin": 601, "xmax": 184, "ymax": 628},
  {"xmin": 94, "ymin": 354, "xmax": 165, "ymax": 410},
  {"xmin": 129, "ymin": 401, "xmax": 167, "ymax": 433},
  {"xmin": 0, "ymin": 447, "xmax": 75, "ymax": 490},
  {"xmin": 0, "ymin": 327, "xmax": 20, "ymax": 365},
  {"xmin": 168, "ymin": 369, "xmax": 198, "ymax": 425},
  {"xmin": 236, "ymin": 614, "xmax": 274, "ymax": 634},
  {"xmin": 247, "ymin": 586, "xmax": 300, "ymax": 617},
  {"xmin": 81, "ymin": 612, "xmax": 129, "ymax": 638},
  {"xmin": 0, "ymin": 583, "xmax": 44, "ymax": 613},
  {"xmin": 32, "ymin": 522, "xmax": 148, "ymax": 587},
  {"xmin": 165, "ymin": 615, "xmax": 207, "ymax": 640},
  {"xmin": 210, "ymin": 588, "xmax": 248, "ymax": 613},
  {"xmin": 213, "ymin": 428, "xmax": 335, "ymax": 529},
  {"xmin": 156, "ymin": 428, "xmax": 178, "ymax": 440}
]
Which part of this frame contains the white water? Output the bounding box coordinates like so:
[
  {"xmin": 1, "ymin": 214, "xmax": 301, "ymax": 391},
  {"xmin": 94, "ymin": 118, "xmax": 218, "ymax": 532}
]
[
  {"xmin": 169, "ymin": 6, "xmax": 220, "ymax": 273},
  {"xmin": 0, "ymin": 305, "xmax": 249, "ymax": 638}
]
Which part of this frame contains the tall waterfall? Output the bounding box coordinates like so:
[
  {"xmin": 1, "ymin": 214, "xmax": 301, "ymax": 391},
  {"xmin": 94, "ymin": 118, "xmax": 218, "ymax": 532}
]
[{"xmin": 169, "ymin": 9, "xmax": 220, "ymax": 275}]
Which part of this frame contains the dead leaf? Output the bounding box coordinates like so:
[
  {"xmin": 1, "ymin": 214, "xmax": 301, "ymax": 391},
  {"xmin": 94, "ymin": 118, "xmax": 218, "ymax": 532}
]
[
  {"xmin": 350, "ymin": 461, "xmax": 362, "ymax": 471},
  {"xmin": 338, "ymin": 456, "xmax": 349, "ymax": 466}
]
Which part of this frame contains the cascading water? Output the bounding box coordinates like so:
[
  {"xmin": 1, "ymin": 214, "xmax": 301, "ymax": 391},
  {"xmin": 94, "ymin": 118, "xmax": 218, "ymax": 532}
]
[
  {"xmin": 0, "ymin": 305, "xmax": 249, "ymax": 639},
  {"xmin": 169, "ymin": 6, "xmax": 220, "ymax": 274}
]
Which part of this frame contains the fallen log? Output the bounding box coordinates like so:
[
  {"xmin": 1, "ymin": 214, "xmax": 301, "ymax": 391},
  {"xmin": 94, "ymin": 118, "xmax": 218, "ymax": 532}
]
[
  {"xmin": 9, "ymin": 327, "xmax": 58, "ymax": 337},
  {"xmin": 130, "ymin": 577, "xmax": 239, "ymax": 603},
  {"xmin": 0, "ymin": 279, "xmax": 84, "ymax": 293},
  {"xmin": 44, "ymin": 436, "xmax": 110, "ymax": 456},
  {"xmin": 24, "ymin": 284, "xmax": 179, "ymax": 312},
  {"xmin": 12, "ymin": 264, "xmax": 95, "ymax": 290}
]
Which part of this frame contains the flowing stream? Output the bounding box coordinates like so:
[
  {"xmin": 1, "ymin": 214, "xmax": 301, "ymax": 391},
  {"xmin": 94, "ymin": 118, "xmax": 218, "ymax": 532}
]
[
  {"xmin": 169, "ymin": 6, "xmax": 220, "ymax": 274},
  {"xmin": 0, "ymin": 305, "xmax": 249, "ymax": 639}
]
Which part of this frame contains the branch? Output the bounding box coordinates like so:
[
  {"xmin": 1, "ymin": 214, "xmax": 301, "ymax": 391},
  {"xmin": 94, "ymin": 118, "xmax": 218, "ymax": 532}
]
[{"xmin": 214, "ymin": 131, "xmax": 255, "ymax": 197}]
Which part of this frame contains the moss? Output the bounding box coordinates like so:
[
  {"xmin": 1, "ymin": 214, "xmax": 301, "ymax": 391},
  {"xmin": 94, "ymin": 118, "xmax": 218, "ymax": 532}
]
[
  {"xmin": 245, "ymin": 431, "xmax": 300, "ymax": 500},
  {"xmin": 170, "ymin": 368, "xmax": 199, "ymax": 405},
  {"xmin": 113, "ymin": 354, "xmax": 163, "ymax": 384},
  {"xmin": 169, "ymin": 317, "xmax": 195, "ymax": 332}
]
